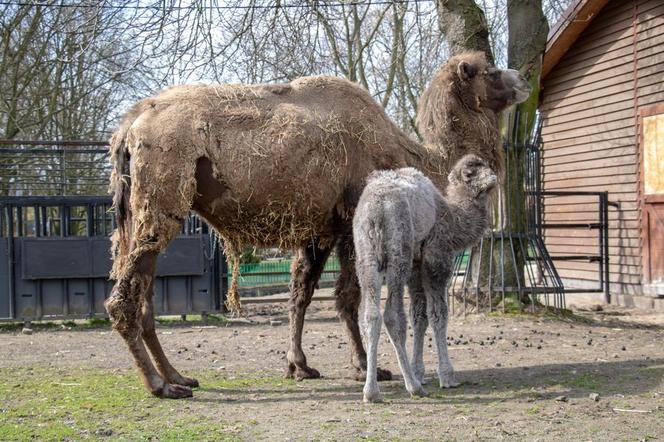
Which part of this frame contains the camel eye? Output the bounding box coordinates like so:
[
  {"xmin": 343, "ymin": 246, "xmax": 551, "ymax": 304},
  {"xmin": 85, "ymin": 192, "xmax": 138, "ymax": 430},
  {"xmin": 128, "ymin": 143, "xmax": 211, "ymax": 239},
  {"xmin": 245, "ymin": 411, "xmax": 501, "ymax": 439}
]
[{"xmin": 485, "ymin": 69, "xmax": 500, "ymax": 80}]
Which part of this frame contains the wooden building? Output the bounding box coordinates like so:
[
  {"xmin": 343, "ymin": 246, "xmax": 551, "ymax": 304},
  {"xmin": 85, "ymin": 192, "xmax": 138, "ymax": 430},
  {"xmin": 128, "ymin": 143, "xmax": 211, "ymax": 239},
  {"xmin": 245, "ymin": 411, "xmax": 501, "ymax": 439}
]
[{"xmin": 539, "ymin": 0, "xmax": 663, "ymax": 308}]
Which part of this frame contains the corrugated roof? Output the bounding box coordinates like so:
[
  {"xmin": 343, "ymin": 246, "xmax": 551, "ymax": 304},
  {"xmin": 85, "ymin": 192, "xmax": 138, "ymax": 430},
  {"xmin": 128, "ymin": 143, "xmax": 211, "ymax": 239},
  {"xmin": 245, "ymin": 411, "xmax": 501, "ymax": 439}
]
[{"xmin": 541, "ymin": 0, "xmax": 610, "ymax": 79}]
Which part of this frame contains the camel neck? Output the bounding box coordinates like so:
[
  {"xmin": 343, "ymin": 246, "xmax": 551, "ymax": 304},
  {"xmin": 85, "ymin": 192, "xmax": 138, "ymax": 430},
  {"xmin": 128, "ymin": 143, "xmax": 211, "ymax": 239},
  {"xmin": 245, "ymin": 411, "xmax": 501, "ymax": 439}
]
[
  {"xmin": 439, "ymin": 193, "xmax": 490, "ymax": 251},
  {"xmin": 400, "ymin": 140, "xmax": 450, "ymax": 191}
]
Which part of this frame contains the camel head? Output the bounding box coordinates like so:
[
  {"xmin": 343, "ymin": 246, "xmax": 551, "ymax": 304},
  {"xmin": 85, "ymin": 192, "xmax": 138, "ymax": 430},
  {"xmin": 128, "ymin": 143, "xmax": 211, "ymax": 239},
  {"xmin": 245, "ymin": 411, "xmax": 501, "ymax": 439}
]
[
  {"xmin": 450, "ymin": 51, "xmax": 532, "ymax": 113},
  {"xmin": 416, "ymin": 52, "xmax": 534, "ymax": 147},
  {"xmin": 447, "ymin": 154, "xmax": 498, "ymax": 200},
  {"xmin": 480, "ymin": 66, "xmax": 532, "ymax": 111}
]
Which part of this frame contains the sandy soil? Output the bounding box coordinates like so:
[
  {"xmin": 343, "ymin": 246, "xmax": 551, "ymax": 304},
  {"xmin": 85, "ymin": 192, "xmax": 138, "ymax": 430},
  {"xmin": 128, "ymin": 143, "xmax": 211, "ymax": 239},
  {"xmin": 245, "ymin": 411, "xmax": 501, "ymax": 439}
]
[{"xmin": 1, "ymin": 294, "xmax": 664, "ymax": 441}]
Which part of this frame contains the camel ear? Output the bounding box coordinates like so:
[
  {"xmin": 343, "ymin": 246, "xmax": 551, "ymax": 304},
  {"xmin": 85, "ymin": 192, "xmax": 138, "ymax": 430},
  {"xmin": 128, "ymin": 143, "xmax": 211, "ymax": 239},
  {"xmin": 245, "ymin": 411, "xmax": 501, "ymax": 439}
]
[{"xmin": 457, "ymin": 61, "xmax": 477, "ymax": 81}]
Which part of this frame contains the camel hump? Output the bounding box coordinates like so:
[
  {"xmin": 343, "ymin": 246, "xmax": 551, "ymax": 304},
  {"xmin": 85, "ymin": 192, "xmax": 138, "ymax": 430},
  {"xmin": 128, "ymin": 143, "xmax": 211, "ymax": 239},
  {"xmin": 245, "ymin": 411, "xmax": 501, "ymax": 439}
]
[
  {"xmin": 290, "ymin": 76, "xmax": 375, "ymax": 103},
  {"xmin": 291, "ymin": 75, "xmax": 356, "ymax": 89}
]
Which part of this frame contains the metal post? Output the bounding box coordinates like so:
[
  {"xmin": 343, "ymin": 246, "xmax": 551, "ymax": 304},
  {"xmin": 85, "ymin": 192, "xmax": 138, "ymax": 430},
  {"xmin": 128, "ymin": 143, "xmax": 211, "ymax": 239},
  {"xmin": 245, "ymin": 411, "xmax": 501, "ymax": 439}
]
[
  {"xmin": 87, "ymin": 203, "xmax": 94, "ymax": 317},
  {"xmin": 597, "ymin": 194, "xmax": 605, "ymax": 300},
  {"xmin": 86, "ymin": 203, "xmax": 94, "ymax": 237},
  {"xmin": 601, "ymin": 192, "xmax": 610, "ymax": 304},
  {"xmin": 41, "ymin": 206, "xmax": 47, "ymax": 236},
  {"xmin": 61, "ymin": 148, "xmax": 67, "ymax": 196},
  {"xmin": 59, "ymin": 205, "xmax": 65, "ymax": 236},
  {"xmin": 7, "ymin": 205, "xmax": 15, "ymax": 320},
  {"xmin": 16, "ymin": 206, "xmax": 23, "ymax": 237},
  {"xmin": 34, "ymin": 205, "xmax": 40, "ymax": 237},
  {"xmin": 0, "ymin": 203, "xmax": 4, "ymax": 237}
]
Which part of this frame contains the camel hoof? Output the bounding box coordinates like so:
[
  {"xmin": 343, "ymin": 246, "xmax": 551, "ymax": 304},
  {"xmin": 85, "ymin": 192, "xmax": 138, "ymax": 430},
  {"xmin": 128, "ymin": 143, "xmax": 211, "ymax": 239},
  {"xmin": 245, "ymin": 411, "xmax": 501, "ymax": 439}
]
[
  {"xmin": 160, "ymin": 383, "xmax": 193, "ymax": 399},
  {"xmin": 353, "ymin": 367, "xmax": 393, "ymax": 382},
  {"xmin": 439, "ymin": 375, "xmax": 460, "ymax": 389},
  {"xmin": 173, "ymin": 376, "xmax": 199, "ymax": 388},
  {"xmin": 363, "ymin": 392, "xmax": 383, "ymax": 403},
  {"xmin": 410, "ymin": 387, "xmax": 428, "ymax": 398},
  {"xmin": 286, "ymin": 365, "xmax": 321, "ymax": 381}
]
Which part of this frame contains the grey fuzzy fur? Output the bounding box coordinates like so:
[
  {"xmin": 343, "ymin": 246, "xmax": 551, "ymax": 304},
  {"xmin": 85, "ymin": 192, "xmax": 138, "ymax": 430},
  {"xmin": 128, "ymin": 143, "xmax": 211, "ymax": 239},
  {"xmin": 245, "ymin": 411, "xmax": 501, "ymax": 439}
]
[{"xmin": 353, "ymin": 154, "xmax": 497, "ymax": 402}]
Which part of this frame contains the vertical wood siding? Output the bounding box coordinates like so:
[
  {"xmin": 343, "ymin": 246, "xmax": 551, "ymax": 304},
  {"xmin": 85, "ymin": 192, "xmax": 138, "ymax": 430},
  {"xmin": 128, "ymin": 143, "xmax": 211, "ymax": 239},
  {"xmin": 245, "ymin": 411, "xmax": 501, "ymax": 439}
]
[{"xmin": 540, "ymin": 0, "xmax": 664, "ymax": 294}]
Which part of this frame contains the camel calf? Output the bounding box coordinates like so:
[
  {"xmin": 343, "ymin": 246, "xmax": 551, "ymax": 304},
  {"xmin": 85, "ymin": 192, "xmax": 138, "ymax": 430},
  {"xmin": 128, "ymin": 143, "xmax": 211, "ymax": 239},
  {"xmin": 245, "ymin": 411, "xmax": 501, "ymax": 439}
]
[{"xmin": 353, "ymin": 155, "xmax": 497, "ymax": 402}]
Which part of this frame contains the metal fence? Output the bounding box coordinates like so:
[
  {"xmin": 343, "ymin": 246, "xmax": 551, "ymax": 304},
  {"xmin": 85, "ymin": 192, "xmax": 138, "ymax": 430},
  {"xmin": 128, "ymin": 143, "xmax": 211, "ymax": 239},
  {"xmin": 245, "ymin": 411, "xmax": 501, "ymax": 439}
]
[
  {"xmin": 0, "ymin": 140, "xmax": 110, "ymax": 196},
  {"xmin": 448, "ymin": 113, "xmax": 613, "ymax": 312},
  {"xmin": 534, "ymin": 191, "xmax": 616, "ymax": 303},
  {"xmin": 0, "ymin": 195, "xmax": 224, "ymax": 321},
  {"xmin": 235, "ymin": 258, "xmax": 340, "ymax": 288}
]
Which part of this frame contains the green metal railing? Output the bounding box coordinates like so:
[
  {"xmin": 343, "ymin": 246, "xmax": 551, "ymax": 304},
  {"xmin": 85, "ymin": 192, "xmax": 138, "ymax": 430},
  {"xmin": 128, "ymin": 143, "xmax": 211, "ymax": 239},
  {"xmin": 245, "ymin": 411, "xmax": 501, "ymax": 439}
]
[
  {"xmin": 233, "ymin": 257, "xmax": 341, "ymax": 288},
  {"xmin": 232, "ymin": 251, "xmax": 470, "ymax": 289}
]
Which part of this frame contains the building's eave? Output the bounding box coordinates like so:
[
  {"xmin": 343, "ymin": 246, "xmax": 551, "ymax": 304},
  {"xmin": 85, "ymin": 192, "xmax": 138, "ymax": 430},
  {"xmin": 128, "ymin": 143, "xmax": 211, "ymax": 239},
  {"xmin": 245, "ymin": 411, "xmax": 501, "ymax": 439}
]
[{"xmin": 541, "ymin": 0, "xmax": 610, "ymax": 80}]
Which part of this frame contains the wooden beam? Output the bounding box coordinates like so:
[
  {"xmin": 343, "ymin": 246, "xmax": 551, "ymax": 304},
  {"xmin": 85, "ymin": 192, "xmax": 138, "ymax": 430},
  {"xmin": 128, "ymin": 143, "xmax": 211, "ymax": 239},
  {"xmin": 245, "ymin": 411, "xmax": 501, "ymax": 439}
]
[{"xmin": 541, "ymin": 0, "xmax": 610, "ymax": 80}]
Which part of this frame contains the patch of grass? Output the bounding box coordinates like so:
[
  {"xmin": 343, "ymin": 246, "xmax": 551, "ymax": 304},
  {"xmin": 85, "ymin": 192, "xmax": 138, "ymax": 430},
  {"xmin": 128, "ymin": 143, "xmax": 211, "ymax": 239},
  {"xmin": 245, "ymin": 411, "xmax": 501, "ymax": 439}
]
[
  {"xmin": 612, "ymin": 399, "xmax": 634, "ymax": 410},
  {"xmin": 0, "ymin": 314, "xmax": 231, "ymax": 334},
  {"xmin": 0, "ymin": 321, "xmax": 61, "ymax": 333},
  {"xmin": 203, "ymin": 372, "xmax": 295, "ymax": 390},
  {"xmin": 0, "ymin": 367, "xmax": 291, "ymax": 441},
  {"xmin": 320, "ymin": 422, "xmax": 338, "ymax": 431},
  {"xmin": 526, "ymin": 404, "xmax": 542, "ymax": 415},
  {"xmin": 86, "ymin": 317, "xmax": 112, "ymax": 328},
  {"xmin": 565, "ymin": 373, "xmax": 600, "ymax": 390},
  {"xmin": 452, "ymin": 404, "xmax": 473, "ymax": 414},
  {"xmin": 488, "ymin": 303, "xmax": 593, "ymax": 325},
  {"xmin": 155, "ymin": 314, "xmax": 230, "ymax": 326},
  {"xmin": 0, "ymin": 317, "xmax": 112, "ymax": 333}
]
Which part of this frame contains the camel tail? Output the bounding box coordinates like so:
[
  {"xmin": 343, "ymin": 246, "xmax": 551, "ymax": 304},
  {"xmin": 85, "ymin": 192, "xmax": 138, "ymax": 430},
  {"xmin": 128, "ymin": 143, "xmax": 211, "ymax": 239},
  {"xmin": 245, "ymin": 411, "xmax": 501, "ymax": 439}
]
[
  {"xmin": 109, "ymin": 103, "xmax": 145, "ymax": 279},
  {"xmin": 372, "ymin": 216, "xmax": 387, "ymax": 273}
]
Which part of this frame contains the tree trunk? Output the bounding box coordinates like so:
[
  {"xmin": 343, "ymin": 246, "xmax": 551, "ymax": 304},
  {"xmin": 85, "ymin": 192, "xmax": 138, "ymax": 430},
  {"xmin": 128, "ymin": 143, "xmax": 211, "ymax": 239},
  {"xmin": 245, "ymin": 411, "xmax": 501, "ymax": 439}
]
[
  {"xmin": 506, "ymin": 0, "xmax": 548, "ymax": 304},
  {"xmin": 436, "ymin": 0, "xmax": 494, "ymax": 64},
  {"xmin": 436, "ymin": 0, "xmax": 549, "ymax": 309}
]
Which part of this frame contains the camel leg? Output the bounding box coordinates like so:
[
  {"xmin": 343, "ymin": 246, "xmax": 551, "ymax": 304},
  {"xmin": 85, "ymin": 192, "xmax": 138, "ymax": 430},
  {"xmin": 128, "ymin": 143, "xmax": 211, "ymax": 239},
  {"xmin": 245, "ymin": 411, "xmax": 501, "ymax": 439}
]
[
  {"xmin": 422, "ymin": 252, "xmax": 459, "ymax": 389},
  {"xmin": 358, "ymin": 265, "xmax": 383, "ymax": 403},
  {"xmin": 286, "ymin": 239, "xmax": 333, "ymax": 380},
  {"xmin": 107, "ymin": 144, "xmax": 198, "ymax": 398},
  {"xmin": 142, "ymin": 283, "xmax": 199, "ymax": 388},
  {"xmin": 384, "ymin": 271, "xmax": 426, "ymax": 398},
  {"xmin": 105, "ymin": 251, "xmax": 192, "ymax": 399},
  {"xmin": 408, "ymin": 262, "xmax": 428, "ymax": 385},
  {"xmin": 335, "ymin": 233, "xmax": 392, "ymax": 382}
]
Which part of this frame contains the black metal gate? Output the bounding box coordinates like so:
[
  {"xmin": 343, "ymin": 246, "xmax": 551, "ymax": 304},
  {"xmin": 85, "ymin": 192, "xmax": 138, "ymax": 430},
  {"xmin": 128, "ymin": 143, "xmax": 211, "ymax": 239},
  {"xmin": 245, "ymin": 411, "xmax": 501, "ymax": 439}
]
[
  {"xmin": 0, "ymin": 140, "xmax": 228, "ymax": 321},
  {"xmin": 0, "ymin": 196, "xmax": 226, "ymax": 322}
]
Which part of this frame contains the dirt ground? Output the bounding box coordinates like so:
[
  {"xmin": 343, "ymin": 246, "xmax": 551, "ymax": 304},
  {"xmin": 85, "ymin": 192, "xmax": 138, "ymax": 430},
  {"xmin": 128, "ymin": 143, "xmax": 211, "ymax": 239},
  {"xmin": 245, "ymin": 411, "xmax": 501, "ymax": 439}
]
[{"xmin": 1, "ymin": 292, "xmax": 664, "ymax": 441}]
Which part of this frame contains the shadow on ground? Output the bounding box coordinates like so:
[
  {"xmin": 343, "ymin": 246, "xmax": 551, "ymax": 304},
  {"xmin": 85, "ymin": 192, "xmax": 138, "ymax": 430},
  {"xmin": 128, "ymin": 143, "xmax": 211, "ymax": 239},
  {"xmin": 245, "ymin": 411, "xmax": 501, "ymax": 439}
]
[{"xmin": 193, "ymin": 357, "xmax": 664, "ymax": 405}]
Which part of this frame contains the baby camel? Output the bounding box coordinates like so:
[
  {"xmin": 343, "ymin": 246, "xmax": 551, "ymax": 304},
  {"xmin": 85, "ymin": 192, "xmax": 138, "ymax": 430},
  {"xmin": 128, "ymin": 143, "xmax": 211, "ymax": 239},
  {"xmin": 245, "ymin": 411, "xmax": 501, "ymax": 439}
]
[{"xmin": 353, "ymin": 154, "xmax": 497, "ymax": 402}]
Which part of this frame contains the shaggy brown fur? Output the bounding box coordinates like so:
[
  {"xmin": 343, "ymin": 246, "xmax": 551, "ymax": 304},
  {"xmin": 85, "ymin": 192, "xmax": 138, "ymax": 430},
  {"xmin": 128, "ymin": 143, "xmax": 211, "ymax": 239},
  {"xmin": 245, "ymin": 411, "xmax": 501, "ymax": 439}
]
[
  {"xmin": 106, "ymin": 51, "xmax": 530, "ymax": 398},
  {"xmin": 417, "ymin": 51, "xmax": 530, "ymax": 180}
]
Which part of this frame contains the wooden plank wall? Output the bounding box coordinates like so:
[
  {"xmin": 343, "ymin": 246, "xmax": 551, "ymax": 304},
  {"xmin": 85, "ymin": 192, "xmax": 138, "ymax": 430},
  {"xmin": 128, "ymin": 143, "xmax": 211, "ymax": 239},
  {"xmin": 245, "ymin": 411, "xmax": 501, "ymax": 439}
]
[{"xmin": 540, "ymin": 0, "xmax": 664, "ymax": 295}]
